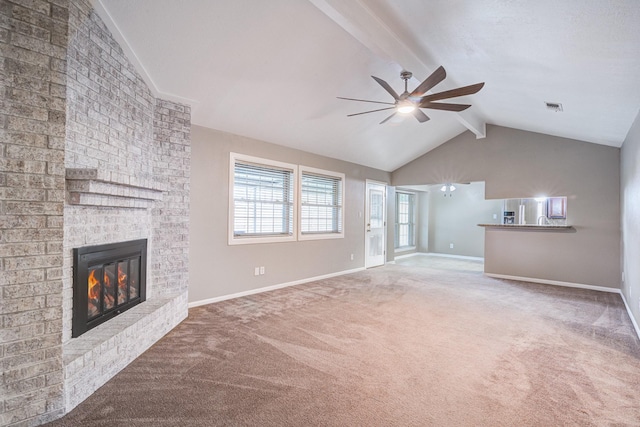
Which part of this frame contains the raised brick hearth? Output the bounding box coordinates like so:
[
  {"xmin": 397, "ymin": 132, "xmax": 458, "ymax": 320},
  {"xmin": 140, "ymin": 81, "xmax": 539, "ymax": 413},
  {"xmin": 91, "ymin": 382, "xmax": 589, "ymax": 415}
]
[{"xmin": 1, "ymin": 1, "xmax": 191, "ymax": 425}]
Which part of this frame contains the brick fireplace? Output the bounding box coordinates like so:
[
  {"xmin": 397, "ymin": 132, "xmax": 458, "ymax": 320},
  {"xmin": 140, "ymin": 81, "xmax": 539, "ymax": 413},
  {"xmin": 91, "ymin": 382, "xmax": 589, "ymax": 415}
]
[{"xmin": 1, "ymin": 1, "xmax": 190, "ymax": 425}]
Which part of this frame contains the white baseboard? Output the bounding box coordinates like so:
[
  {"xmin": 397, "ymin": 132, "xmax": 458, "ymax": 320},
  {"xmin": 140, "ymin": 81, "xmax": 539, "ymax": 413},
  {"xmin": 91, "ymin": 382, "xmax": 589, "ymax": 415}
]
[
  {"xmin": 188, "ymin": 267, "xmax": 366, "ymax": 308},
  {"xmin": 619, "ymin": 292, "xmax": 640, "ymax": 341},
  {"xmin": 485, "ymin": 273, "xmax": 620, "ymax": 294},
  {"xmin": 417, "ymin": 252, "xmax": 484, "ymax": 262}
]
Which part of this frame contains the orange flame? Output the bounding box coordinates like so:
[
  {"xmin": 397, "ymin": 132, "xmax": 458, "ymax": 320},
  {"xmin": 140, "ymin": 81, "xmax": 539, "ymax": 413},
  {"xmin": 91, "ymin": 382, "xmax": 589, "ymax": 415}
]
[
  {"xmin": 103, "ymin": 269, "xmax": 115, "ymax": 309},
  {"xmin": 88, "ymin": 269, "xmax": 101, "ymax": 317},
  {"xmin": 117, "ymin": 264, "xmax": 128, "ymax": 305},
  {"xmin": 118, "ymin": 265, "xmax": 127, "ymax": 287},
  {"xmin": 88, "ymin": 269, "xmax": 100, "ymax": 300}
]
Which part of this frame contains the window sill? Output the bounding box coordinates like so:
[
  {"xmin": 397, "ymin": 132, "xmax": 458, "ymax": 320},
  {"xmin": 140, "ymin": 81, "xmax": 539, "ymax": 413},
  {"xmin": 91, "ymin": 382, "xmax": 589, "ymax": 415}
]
[
  {"xmin": 298, "ymin": 233, "xmax": 344, "ymax": 241},
  {"xmin": 228, "ymin": 235, "xmax": 297, "ymax": 245}
]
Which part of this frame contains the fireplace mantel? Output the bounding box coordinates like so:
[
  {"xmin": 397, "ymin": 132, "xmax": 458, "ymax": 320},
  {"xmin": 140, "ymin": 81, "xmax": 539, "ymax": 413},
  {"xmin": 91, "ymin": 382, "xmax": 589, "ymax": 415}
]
[{"xmin": 66, "ymin": 168, "xmax": 165, "ymax": 209}]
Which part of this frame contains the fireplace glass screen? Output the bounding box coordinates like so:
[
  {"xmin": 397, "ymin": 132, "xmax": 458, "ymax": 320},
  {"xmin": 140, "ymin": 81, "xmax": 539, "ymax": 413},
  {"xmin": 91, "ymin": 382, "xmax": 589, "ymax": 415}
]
[{"xmin": 73, "ymin": 239, "xmax": 147, "ymax": 337}]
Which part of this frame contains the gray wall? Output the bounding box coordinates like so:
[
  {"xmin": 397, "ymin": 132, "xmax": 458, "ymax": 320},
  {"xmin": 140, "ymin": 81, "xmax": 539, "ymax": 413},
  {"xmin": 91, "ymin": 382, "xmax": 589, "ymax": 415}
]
[
  {"xmin": 621, "ymin": 110, "xmax": 640, "ymax": 329},
  {"xmin": 393, "ymin": 125, "xmax": 621, "ymax": 288},
  {"xmin": 189, "ymin": 126, "xmax": 389, "ymax": 304},
  {"xmin": 428, "ymin": 182, "xmax": 502, "ymax": 257}
]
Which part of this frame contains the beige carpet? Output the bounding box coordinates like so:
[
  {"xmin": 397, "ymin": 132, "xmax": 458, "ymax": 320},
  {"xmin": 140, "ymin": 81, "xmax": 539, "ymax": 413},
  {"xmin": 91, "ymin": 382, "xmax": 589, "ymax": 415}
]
[{"xmin": 48, "ymin": 259, "xmax": 640, "ymax": 426}]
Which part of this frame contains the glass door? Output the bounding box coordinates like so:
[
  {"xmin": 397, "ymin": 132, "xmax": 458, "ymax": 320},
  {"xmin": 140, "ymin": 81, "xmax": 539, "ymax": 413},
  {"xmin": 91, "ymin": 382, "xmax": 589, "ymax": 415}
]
[{"xmin": 365, "ymin": 181, "xmax": 386, "ymax": 268}]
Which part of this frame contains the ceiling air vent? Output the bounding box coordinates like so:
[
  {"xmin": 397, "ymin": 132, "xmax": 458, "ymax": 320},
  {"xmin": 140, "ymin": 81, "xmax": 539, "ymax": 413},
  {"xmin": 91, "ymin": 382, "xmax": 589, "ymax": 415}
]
[{"xmin": 545, "ymin": 102, "xmax": 563, "ymax": 112}]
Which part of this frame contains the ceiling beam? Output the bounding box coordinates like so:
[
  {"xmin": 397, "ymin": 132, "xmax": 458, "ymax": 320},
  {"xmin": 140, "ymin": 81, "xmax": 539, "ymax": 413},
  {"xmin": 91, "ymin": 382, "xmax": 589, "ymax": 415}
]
[{"xmin": 309, "ymin": 0, "xmax": 486, "ymax": 139}]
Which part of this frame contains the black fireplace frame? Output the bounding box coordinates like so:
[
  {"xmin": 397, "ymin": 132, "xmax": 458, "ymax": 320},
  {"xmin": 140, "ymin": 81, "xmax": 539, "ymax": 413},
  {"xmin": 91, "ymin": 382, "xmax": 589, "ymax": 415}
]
[{"xmin": 72, "ymin": 239, "xmax": 147, "ymax": 338}]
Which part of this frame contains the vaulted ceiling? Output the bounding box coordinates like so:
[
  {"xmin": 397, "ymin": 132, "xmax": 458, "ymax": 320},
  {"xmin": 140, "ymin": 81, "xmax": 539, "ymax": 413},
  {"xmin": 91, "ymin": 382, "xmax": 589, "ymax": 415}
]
[{"xmin": 95, "ymin": 0, "xmax": 640, "ymax": 171}]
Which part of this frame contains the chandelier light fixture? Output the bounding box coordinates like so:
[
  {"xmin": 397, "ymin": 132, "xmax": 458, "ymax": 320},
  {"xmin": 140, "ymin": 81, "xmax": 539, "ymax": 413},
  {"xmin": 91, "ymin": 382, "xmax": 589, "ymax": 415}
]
[{"xmin": 440, "ymin": 183, "xmax": 456, "ymax": 196}]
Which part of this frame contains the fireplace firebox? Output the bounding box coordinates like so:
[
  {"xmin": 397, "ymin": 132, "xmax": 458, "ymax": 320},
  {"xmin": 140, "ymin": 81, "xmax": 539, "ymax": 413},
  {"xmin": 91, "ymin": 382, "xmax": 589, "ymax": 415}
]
[{"xmin": 72, "ymin": 239, "xmax": 147, "ymax": 338}]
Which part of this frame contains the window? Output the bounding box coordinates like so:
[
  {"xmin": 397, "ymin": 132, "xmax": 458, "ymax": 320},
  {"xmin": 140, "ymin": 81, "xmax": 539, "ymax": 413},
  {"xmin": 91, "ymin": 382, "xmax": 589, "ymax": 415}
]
[
  {"xmin": 229, "ymin": 153, "xmax": 297, "ymax": 244},
  {"xmin": 395, "ymin": 191, "xmax": 416, "ymax": 249},
  {"xmin": 299, "ymin": 167, "xmax": 345, "ymax": 240},
  {"xmin": 229, "ymin": 154, "xmax": 345, "ymax": 244}
]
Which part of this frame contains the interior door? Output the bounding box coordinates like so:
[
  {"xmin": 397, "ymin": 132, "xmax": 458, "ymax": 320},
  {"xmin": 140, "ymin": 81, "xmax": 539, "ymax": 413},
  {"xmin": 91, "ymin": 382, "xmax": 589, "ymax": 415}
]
[{"xmin": 365, "ymin": 181, "xmax": 386, "ymax": 268}]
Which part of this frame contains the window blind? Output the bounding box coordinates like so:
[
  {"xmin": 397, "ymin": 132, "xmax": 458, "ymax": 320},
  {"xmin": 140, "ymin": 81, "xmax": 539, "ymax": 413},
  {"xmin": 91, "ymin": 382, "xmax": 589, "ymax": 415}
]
[
  {"xmin": 300, "ymin": 172, "xmax": 343, "ymax": 234},
  {"xmin": 233, "ymin": 161, "xmax": 294, "ymax": 237}
]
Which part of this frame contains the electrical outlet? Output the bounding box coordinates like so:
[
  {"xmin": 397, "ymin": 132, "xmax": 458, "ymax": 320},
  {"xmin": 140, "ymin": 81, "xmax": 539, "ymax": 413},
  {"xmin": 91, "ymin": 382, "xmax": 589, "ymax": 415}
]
[
  {"xmin": 254, "ymin": 267, "xmax": 260, "ymax": 276},
  {"xmin": 493, "ymin": 213, "xmax": 497, "ymax": 219},
  {"xmin": 350, "ymin": 253, "xmax": 354, "ymax": 261},
  {"xmin": 449, "ymin": 243, "xmax": 454, "ymax": 249},
  {"xmin": 260, "ymin": 266, "xmax": 265, "ymax": 275}
]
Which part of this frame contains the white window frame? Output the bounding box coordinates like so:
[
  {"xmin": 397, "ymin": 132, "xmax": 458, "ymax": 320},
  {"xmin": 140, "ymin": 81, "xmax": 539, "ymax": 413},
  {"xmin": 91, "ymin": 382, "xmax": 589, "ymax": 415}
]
[
  {"xmin": 395, "ymin": 190, "xmax": 416, "ymax": 250},
  {"xmin": 298, "ymin": 166, "xmax": 345, "ymax": 241},
  {"xmin": 228, "ymin": 153, "xmax": 298, "ymax": 245}
]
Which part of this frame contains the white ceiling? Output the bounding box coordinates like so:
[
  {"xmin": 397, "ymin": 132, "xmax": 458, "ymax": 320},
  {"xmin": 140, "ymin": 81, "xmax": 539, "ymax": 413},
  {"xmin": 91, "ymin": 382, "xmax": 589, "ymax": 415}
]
[{"xmin": 95, "ymin": 0, "xmax": 640, "ymax": 172}]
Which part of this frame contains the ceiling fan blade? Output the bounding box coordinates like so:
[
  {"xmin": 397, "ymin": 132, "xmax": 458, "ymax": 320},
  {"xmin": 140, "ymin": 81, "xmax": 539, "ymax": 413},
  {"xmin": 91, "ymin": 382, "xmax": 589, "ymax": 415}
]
[
  {"xmin": 347, "ymin": 107, "xmax": 395, "ymax": 117},
  {"xmin": 409, "ymin": 66, "xmax": 446, "ymax": 98},
  {"xmin": 379, "ymin": 112, "xmax": 397, "ymax": 124},
  {"xmin": 337, "ymin": 97, "xmax": 396, "ymax": 106},
  {"xmin": 420, "ymin": 82, "xmax": 485, "ymax": 103},
  {"xmin": 371, "ymin": 76, "xmax": 400, "ymax": 100},
  {"xmin": 420, "ymin": 102, "xmax": 472, "ymax": 112},
  {"xmin": 412, "ymin": 109, "xmax": 430, "ymax": 123}
]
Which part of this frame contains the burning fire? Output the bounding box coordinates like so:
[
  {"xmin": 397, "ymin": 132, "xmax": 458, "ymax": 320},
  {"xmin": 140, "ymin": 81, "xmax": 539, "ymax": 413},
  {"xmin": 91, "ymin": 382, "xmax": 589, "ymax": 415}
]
[
  {"xmin": 88, "ymin": 269, "xmax": 100, "ymax": 318},
  {"xmin": 103, "ymin": 269, "xmax": 115, "ymax": 310},
  {"xmin": 87, "ymin": 262, "xmax": 138, "ymax": 318},
  {"xmin": 117, "ymin": 264, "xmax": 127, "ymax": 305}
]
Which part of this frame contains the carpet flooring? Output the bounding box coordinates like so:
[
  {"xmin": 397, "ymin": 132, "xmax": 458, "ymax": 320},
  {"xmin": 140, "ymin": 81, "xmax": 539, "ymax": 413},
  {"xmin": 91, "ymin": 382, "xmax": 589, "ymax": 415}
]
[{"xmin": 48, "ymin": 258, "xmax": 640, "ymax": 426}]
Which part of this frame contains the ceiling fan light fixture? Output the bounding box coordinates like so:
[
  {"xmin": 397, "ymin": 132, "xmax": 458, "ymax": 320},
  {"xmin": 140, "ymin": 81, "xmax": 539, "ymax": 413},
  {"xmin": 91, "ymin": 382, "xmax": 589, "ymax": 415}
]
[
  {"xmin": 337, "ymin": 66, "xmax": 484, "ymax": 124},
  {"xmin": 397, "ymin": 100, "xmax": 416, "ymax": 114}
]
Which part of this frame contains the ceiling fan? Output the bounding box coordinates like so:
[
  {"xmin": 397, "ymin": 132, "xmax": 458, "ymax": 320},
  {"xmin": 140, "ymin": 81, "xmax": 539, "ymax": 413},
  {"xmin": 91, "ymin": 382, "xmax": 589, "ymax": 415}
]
[{"xmin": 338, "ymin": 66, "xmax": 484, "ymax": 124}]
